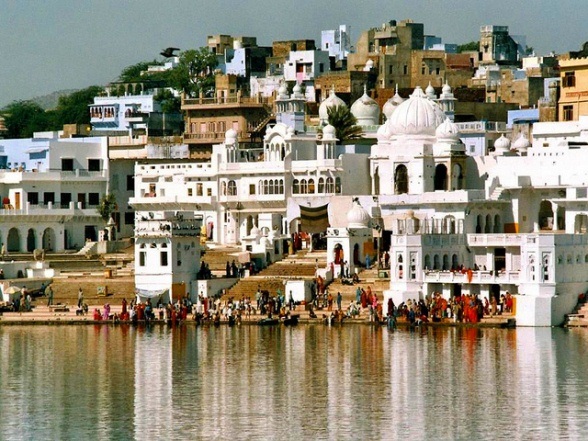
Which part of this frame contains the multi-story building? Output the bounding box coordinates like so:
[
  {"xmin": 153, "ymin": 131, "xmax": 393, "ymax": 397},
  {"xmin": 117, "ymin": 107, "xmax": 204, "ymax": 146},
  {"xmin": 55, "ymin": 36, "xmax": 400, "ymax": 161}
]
[
  {"xmin": 558, "ymin": 56, "xmax": 588, "ymax": 121},
  {"xmin": 321, "ymin": 25, "xmax": 352, "ymax": 65},
  {"xmin": 0, "ymin": 133, "xmax": 109, "ymax": 251}
]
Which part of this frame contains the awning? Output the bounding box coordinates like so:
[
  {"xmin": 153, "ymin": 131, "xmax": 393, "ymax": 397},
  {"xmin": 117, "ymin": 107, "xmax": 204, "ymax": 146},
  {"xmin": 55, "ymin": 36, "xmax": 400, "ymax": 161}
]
[
  {"xmin": 25, "ymin": 147, "xmax": 49, "ymax": 154},
  {"xmin": 300, "ymin": 203, "xmax": 329, "ymax": 233},
  {"xmin": 136, "ymin": 288, "xmax": 168, "ymax": 299}
]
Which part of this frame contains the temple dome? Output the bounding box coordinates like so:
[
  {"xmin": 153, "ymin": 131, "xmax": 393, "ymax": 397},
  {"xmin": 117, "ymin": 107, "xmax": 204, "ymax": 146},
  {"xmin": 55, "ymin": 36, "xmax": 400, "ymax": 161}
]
[
  {"xmin": 277, "ymin": 83, "xmax": 288, "ymax": 99},
  {"xmin": 383, "ymin": 89, "xmax": 405, "ymax": 120},
  {"xmin": 512, "ymin": 133, "xmax": 531, "ymax": 152},
  {"xmin": 386, "ymin": 86, "xmax": 445, "ymax": 136},
  {"xmin": 319, "ymin": 88, "xmax": 346, "ymax": 123},
  {"xmin": 435, "ymin": 117, "xmax": 460, "ymax": 141},
  {"xmin": 347, "ymin": 200, "xmax": 371, "ymax": 228},
  {"xmin": 225, "ymin": 128, "xmax": 238, "ymax": 145},
  {"xmin": 350, "ymin": 87, "xmax": 380, "ymax": 125},
  {"xmin": 322, "ymin": 124, "xmax": 337, "ymax": 141},
  {"xmin": 425, "ymin": 82, "xmax": 436, "ymax": 99},
  {"xmin": 493, "ymin": 134, "xmax": 511, "ymax": 155}
]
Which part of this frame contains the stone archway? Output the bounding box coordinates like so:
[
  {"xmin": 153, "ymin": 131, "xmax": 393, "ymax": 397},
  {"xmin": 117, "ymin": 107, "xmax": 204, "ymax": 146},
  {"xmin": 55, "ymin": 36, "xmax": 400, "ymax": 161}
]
[
  {"xmin": 538, "ymin": 200, "xmax": 554, "ymax": 230},
  {"xmin": 394, "ymin": 164, "xmax": 409, "ymax": 194},
  {"xmin": 434, "ymin": 164, "xmax": 448, "ymax": 191},
  {"xmin": 7, "ymin": 228, "xmax": 21, "ymax": 252},
  {"xmin": 42, "ymin": 228, "xmax": 56, "ymax": 251}
]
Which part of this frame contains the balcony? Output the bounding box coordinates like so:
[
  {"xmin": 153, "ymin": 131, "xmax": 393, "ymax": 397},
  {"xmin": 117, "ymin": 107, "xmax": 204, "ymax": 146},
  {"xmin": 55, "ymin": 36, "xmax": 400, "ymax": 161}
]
[
  {"xmin": 182, "ymin": 95, "xmax": 271, "ymax": 109},
  {"xmin": 135, "ymin": 219, "xmax": 201, "ymax": 238},
  {"xmin": 423, "ymin": 270, "xmax": 520, "ymax": 285},
  {"xmin": 467, "ymin": 234, "xmax": 524, "ymax": 247}
]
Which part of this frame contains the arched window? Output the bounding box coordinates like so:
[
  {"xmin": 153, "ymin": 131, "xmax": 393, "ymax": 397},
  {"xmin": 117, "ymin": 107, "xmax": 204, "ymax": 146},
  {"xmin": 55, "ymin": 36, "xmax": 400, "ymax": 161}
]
[
  {"xmin": 326, "ymin": 177, "xmax": 334, "ymax": 193},
  {"xmin": 494, "ymin": 215, "xmax": 501, "ymax": 233},
  {"xmin": 434, "ymin": 164, "xmax": 448, "ymax": 191},
  {"xmin": 264, "ymin": 180, "xmax": 269, "ymax": 195},
  {"xmin": 227, "ymin": 180, "xmax": 237, "ymax": 196},
  {"xmin": 318, "ymin": 178, "xmax": 325, "ymax": 193},
  {"xmin": 270, "ymin": 179, "xmax": 276, "ymax": 195},
  {"xmin": 308, "ymin": 179, "xmax": 315, "ymax": 194},
  {"xmin": 442, "ymin": 254, "xmax": 449, "ymax": 271},
  {"xmin": 539, "ymin": 200, "xmax": 554, "ymax": 230},
  {"xmin": 279, "ymin": 180, "xmax": 284, "ymax": 194},
  {"xmin": 424, "ymin": 255, "xmax": 431, "ymax": 270},
  {"xmin": 485, "ymin": 214, "xmax": 492, "ymax": 233},
  {"xmin": 433, "ymin": 255, "xmax": 440, "ymax": 270},
  {"xmin": 476, "ymin": 214, "xmax": 483, "ymax": 233},
  {"xmin": 293, "ymin": 179, "xmax": 300, "ymax": 194},
  {"xmin": 394, "ymin": 164, "xmax": 408, "ymax": 194},
  {"xmin": 258, "ymin": 180, "xmax": 264, "ymax": 195},
  {"xmin": 221, "ymin": 181, "xmax": 227, "ymax": 196},
  {"xmin": 335, "ymin": 177, "xmax": 342, "ymax": 193},
  {"xmin": 300, "ymin": 179, "xmax": 308, "ymax": 194}
]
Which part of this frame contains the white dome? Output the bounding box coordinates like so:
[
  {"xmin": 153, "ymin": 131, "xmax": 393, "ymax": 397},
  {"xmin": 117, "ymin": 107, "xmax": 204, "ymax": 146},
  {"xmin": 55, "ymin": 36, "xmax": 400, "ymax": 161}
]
[
  {"xmin": 376, "ymin": 123, "xmax": 393, "ymax": 142},
  {"xmin": 493, "ymin": 134, "xmax": 511, "ymax": 154},
  {"xmin": 322, "ymin": 124, "xmax": 337, "ymax": 141},
  {"xmin": 386, "ymin": 86, "xmax": 446, "ymax": 136},
  {"xmin": 425, "ymin": 82, "xmax": 436, "ymax": 99},
  {"xmin": 512, "ymin": 133, "xmax": 531, "ymax": 151},
  {"xmin": 435, "ymin": 117, "xmax": 460, "ymax": 141},
  {"xmin": 319, "ymin": 87, "xmax": 346, "ymax": 124},
  {"xmin": 225, "ymin": 128, "xmax": 238, "ymax": 144},
  {"xmin": 442, "ymin": 82, "xmax": 452, "ymax": 94},
  {"xmin": 277, "ymin": 83, "xmax": 288, "ymax": 99},
  {"xmin": 350, "ymin": 87, "xmax": 380, "ymax": 125},
  {"xmin": 383, "ymin": 86, "xmax": 405, "ymax": 120},
  {"xmin": 347, "ymin": 200, "xmax": 371, "ymax": 228},
  {"xmin": 250, "ymin": 225, "xmax": 261, "ymax": 239},
  {"xmin": 291, "ymin": 83, "xmax": 304, "ymax": 99}
]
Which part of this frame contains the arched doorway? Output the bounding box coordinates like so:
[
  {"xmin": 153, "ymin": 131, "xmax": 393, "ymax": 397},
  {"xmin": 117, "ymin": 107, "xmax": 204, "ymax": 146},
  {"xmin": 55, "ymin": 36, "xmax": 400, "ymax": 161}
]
[
  {"xmin": 26, "ymin": 229, "xmax": 36, "ymax": 252},
  {"xmin": 575, "ymin": 214, "xmax": 588, "ymax": 233},
  {"xmin": 334, "ymin": 243, "xmax": 344, "ymax": 264},
  {"xmin": 353, "ymin": 243, "xmax": 360, "ymax": 265},
  {"xmin": 434, "ymin": 164, "xmax": 448, "ymax": 191},
  {"xmin": 538, "ymin": 200, "xmax": 554, "ymax": 230},
  {"xmin": 394, "ymin": 164, "xmax": 408, "ymax": 194},
  {"xmin": 374, "ymin": 166, "xmax": 380, "ymax": 195},
  {"xmin": 7, "ymin": 228, "xmax": 20, "ymax": 252},
  {"xmin": 42, "ymin": 228, "xmax": 56, "ymax": 251}
]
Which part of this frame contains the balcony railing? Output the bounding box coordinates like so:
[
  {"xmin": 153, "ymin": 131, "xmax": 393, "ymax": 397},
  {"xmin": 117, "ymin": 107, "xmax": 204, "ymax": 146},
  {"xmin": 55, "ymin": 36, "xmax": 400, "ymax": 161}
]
[
  {"xmin": 467, "ymin": 234, "xmax": 524, "ymax": 247},
  {"xmin": 182, "ymin": 96, "xmax": 271, "ymax": 107},
  {"xmin": 423, "ymin": 270, "xmax": 520, "ymax": 284}
]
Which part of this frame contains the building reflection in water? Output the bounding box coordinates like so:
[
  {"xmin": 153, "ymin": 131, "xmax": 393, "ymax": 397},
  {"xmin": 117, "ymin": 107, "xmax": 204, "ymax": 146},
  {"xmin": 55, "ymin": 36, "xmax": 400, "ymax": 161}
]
[{"xmin": 2, "ymin": 325, "xmax": 588, "ymax": 439}]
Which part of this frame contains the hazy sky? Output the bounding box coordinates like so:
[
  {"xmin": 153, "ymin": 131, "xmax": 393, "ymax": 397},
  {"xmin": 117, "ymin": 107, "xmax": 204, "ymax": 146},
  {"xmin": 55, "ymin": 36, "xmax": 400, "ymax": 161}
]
[{"xmin": 0, "ymin": 0, "xmax": 586, "ymax": 107}]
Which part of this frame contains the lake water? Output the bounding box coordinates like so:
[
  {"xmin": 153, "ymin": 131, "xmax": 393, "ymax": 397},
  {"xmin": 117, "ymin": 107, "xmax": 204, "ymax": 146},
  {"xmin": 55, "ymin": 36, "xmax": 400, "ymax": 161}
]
[{"xmin": 1, "ymin": 324, "xmax": 587, "ymax": 440}]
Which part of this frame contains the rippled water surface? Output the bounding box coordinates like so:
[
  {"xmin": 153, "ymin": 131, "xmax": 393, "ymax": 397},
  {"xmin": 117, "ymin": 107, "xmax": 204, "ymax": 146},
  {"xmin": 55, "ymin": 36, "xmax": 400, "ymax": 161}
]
[{"xmin": 1, "ymin": 324, "xmax": 588, "ymax": 440}]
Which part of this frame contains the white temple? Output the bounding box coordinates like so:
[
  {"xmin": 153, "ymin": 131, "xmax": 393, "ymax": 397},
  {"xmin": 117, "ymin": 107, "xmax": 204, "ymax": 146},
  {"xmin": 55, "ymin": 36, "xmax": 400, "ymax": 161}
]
[{"xmin": 130, "ymin": 82, "xmax": 588, "ymax": 326}]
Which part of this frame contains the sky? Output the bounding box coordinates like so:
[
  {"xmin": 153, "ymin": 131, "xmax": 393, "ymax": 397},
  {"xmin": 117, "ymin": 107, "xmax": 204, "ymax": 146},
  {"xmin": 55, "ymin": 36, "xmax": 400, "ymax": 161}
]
[{"xmin": 0, "ymin": 0, "xmax": 586, "ymax": 108}]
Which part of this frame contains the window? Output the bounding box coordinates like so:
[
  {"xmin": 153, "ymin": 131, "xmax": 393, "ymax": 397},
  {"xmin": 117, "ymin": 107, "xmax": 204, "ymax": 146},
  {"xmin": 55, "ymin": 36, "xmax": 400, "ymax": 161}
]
[
  {"xmin": 139, "ymin": 252, "xmax": 146, "ymax": 267},
  {"xmin": 60, "ymin": 193, "xmax": 72, "ymax": 208},
  {"xmin": 403, "ymin": 65, "xmax": 408, "ymax": 75},
  {"xmin": 318, "ymin": 178, "xmax": 325, "ymax": 193},
  {"xmin": 563, "ymin": 105, "xmax": 574, "ymax": 121},
  {"xmin": 27, "ymin": 192, "xmax": 39, "ymax": 205},
  {"xmin": 563, "ymin": 72, "xmax": 576, "ymax": 88},
  {"xmin": 88, "ymin": 159, "xmax": 100, "ymax": 172},
  {"xmin": 249, "ymin": 184, "xmax": 255, "ymax": 195},
  {"xmin": 388, "ymin": 65, "xmax": 393, "ymax": 75},
  {"xmin": 300, "ymin": 179, "xmax": 308, "ymax": 194},
  {"xmin": 197, "ymin": 183, "xmax": 203, "ymax": 196},
  {"xmin": 61, "ymin": 158, "xmax": 74, "ymax": 171},
  {"xmin": 207, "ymin": 188, "xmax": 212, "ymax": 196},
  {"xmin": 227, "ymin": 180, "xmax": 237, "ymax": 196},
  {"xmin": 293, "ymin": 179, "xmax": 300, "ymax": 194},
  {"xmin": 335, "ymin": 177, "xmax": 342, "ymax": 193},
  {"xmin": 187, "ymin": 188, "xmax": 193, "ymax": 197},
  {"xmin": 44, "ymin": 192, "xmax": 55, "ymax": 205},
  {"xmin": 319, "ymin": 62, "xmax": 324, "ymax": 73},
  {"xmin": 160, "ymin": 251, "xmax": 168, "ymax": 266},
  {"xmin": 124, "ymin": 212, "xmax": 134, "ymax": 225},
  {"xmin": 308, "ymin": 179, "xmax": 315, "ymax": 194},
  {"xmin": 326, "ymin": 177, "xmax": 334, "ymax": 193},
  {"xmin": 88, "ymin": 193, "xmax": 100, "ymax": 206},
  {"xmin": 126, "ymin": 175, "xmax": 134, "ymax": 191}
]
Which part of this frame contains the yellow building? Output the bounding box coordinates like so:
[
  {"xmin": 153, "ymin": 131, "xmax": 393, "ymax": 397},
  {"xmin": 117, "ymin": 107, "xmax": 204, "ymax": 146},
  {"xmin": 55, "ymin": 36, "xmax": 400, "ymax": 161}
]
[{"xmin": 558, "ymin": 57, "xmax": 588, "ymax": 121}]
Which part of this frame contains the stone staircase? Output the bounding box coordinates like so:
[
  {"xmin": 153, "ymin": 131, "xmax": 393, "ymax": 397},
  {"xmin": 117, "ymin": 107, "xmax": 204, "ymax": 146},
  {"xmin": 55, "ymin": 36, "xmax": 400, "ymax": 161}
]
[
  {"xmin": 565, "ymin": 298, "xmax": 588, "ymax": 327},
  {"xmin": 200, "ymin": 245, "xmax": 241, "ymax": 273}
]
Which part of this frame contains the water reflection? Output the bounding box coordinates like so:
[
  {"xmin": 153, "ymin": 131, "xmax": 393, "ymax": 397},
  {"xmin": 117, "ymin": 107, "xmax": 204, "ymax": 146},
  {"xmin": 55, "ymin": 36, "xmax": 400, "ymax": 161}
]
[{"xmin": 1, "ymin": 325, "xmax": 588, "ymax": 440}]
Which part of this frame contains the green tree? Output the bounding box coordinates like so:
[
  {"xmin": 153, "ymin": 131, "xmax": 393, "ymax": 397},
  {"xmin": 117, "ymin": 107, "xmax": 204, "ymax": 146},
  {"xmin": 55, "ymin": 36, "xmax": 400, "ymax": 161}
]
[
  {"xmin": 97, "ymin": 193, "xmax": 117, "ymax": 223},
  {"xmin": 119, "ymin": 60, "xmax": 162, "ymax": 83},
  {"xmin": 154, "ymin": 89, "xmax": 181, "ymax": 113},
  {"xmin": 54, "ymin": 85, "xmax": 104, "ymax": 126},
  {"xmin": 1, "ymin": 101, "xmax": 55, "ymax": 138},
  {"xmin": 168, "ymin": 48, "xmax": 218, "ymax": 97},
  {"xmin": 457, "ymin": 41, "xmax": 480, "ymax": 53},
  {"xmin": 326, "ymin": 105, "xmax": 363, "ymax": 144}
]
